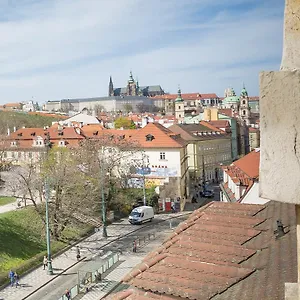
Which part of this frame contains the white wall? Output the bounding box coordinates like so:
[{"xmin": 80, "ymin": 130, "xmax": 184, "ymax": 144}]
[
  {"xmin": 241, "ymin": 182, "xmax": 269, "ymax": 205},
  {"xmin": 144, "ymin": 149, "xmax": 182, "ymax": 177}
]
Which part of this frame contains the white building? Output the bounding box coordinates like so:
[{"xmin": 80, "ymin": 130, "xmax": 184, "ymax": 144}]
[{"xmin": 220, "ymin": 149, "xmax": 267, "ymax": 204}]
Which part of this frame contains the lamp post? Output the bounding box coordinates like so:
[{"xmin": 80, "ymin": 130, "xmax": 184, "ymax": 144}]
[
  {"xmin": 44, "ymin": 133, "xmax": 53, "ymax": 275},
  {"xmin": 100, "ymin": 146, "xmax": 107, "ymax": 238}
]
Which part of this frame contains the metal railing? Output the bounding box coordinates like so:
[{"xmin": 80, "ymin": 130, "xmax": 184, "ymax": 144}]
[{"xmin": 57, "ymin": 251, "xmax": 119, "ymax": 300}]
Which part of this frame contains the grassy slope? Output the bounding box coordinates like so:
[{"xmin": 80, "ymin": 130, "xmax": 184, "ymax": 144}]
[
  {"xmin": 0, "ymin": 207, "xmax": 91, "ymax": 278},
  {"xmin": 0, "ymin": 111, "xmax": 62, "ymax": 135},
  {"xmin": 0, "ymin": 197, "xmax": 15, "ymax": 206}
]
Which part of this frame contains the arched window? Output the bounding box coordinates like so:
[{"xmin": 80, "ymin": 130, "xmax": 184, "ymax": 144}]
[
  {"xmin": 242, "ymin": 100, "xmax": 246, "ymax": 105},
  {"xmin": 243, "ymin": 110, "xmax": 246, "ymax": 115}
]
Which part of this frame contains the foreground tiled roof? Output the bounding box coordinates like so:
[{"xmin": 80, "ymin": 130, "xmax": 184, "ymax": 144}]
[{"xmin": 108, "ymin": 201, "xmax": 296, "ymax": 300}]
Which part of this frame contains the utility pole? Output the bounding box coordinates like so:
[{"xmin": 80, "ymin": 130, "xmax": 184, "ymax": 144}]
[
  {"xmin": 100, "ymin": 146, "xmax": 107, "ymax": 238},
  {"xmin": 142, "ymin": 170, "xmax": 146, "ymax": 206},
  {"xmin": 202, "ymin": 155, "xmax": 206, "ymax": 192},
  {"xmin": 44, "ymin": 132, "xmax": 53, "ymax": 275}
]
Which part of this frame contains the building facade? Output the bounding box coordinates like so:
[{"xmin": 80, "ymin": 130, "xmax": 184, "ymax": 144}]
[{"xmin": 169, "ymin": 122, "xmax": 232, "ymax": 183}]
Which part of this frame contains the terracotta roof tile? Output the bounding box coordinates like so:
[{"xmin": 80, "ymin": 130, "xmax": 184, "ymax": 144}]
[
  {"xmin": 110, "ymin": 201, "xmax": 296, "ymax": 300},
  {"xmin": 233, "ymin": 150, "xmax": 260, "ymax": 178},
  {"xmin": 132, "ymin": 123, "xmax": 187, "ymax": 148}
]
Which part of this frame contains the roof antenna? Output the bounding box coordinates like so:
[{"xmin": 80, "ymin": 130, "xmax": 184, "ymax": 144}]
[{"xmin": 274, "ymin": 220, "xmax": 285, "ymax": 239}]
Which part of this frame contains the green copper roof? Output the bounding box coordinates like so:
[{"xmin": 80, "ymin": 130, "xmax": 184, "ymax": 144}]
[
  {"xmin": 240, "ymin": 85, "xmax": 248, "ymax": 96},
  {"xmin": 223, "ymin": 95, "xmax": 240, "ymax": 104},
  {"xmin": 175, "ymin": 86, "xmax": 184, "ymax": 102}
]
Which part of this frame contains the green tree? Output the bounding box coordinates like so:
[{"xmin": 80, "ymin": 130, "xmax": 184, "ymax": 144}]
[{"xmin": 114, "ymin": 117, "xmax": 136, "ymax": 129}]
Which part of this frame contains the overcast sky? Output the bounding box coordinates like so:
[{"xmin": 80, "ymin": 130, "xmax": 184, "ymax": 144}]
[{"xmin": 0, "ymin": 0, "xmax": 284, "ymax": 104}]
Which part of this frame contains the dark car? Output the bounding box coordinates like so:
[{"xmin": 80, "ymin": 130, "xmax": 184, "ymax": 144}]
[{"xmin": 200, "ymin": 190, "xmax": 214, "ymax": 198}]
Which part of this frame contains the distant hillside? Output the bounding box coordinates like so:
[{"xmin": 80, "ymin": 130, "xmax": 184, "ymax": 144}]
[{"xmin": 0, "ymin": 111, "xmax": 65, "ymax": 135}]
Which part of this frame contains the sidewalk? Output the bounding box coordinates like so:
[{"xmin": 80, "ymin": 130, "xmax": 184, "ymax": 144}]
[
  {"xmin": 0, "ymin": 213, "xmax": 188, "ymax": 300},
  {"xmin": 0, "ymin": 221, "xmax": 135, "ymax": 300},
  {"xmin": 78, "ymin": 230, "xmax": 171, "ymax": 300}
]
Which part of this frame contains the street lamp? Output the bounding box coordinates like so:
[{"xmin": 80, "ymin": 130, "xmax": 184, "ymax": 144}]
[
  {"xmin": 44, "ymin": 133, "xmax": 53, "ymax": 275},
  {"xmin": 100, "ymin": 146, "xmax": 107, "ymax": 238}
]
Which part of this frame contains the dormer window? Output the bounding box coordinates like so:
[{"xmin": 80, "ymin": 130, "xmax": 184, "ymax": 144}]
[
  {"xmin": 58, "ymin": 131, "xmax": 63, "ymax": 136},
  {"xmin": 30, "ymin": 132, "xmax": 36, "ymax": 136},
  {"xmin": 17, "ymin": 133, "xmax": 22, "ymax": 137},
  {"xmin": 145, "ymin": 134, "xmax": 155, "ymax": 141},
  {"xmin": 93, "ymin": 131, "xmax": 98, "ymax": 136}
]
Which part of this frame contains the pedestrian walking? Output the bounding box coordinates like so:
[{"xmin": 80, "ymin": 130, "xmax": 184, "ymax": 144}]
[
  {"xmin": 133, "ymin": 240, "xmax": 137, "ymax": 253},
  {"xmin": 14, "ymin": 272, "xmax": 20, "ymax": 288},
  {"xmin": 65, "ymin": 288, "xmax": 71, "ymax": 300},
  {"xmin": 76, "ymin": 246, "xmax": 81, "ymax": 261},
  {"xmin": 8, "ymin": 270, "xmax": 15, "ymax": 287},
  {"xmin": 43, "ymin": 255, "xmax": 48, "ymax": 270}
]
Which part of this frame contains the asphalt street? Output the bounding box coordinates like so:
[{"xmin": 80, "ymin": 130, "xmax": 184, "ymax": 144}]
[{"xmin": 25, "ymin": 214, "xmax": 188, "ymax": 300}]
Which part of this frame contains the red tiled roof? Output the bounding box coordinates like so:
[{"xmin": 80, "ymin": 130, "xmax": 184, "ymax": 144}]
[
  {"xmin": 7, "ymin": 127, "xmax": 84, "ymax": 149},
  {"xmin": 249, "ymin": 96, "xmax": 259, "ymax": 101},
  {"xmin": 80, "ymin": 124, "xmax": 105, "ymax": 138},
  {"xmin": 218, "ymin": 109, "xmax": 233, "ymax": 117},
  {"xmin": 206, "ymin": 120, "xmax": 230, "ymax": 129},
  {"xmin": 132, "ymin": 123, "xmax": 187, "ymax": 148},
  {"xmin": 249, "ymin": 127, "xmax": 259, "ymax": 133},
  {"xmin": 110, "ymin": 201, "xmax": 296, "ymax": 300},
  {"xmin": 151, "ymin": 93, "xmax": 218, "ymax": 100},
  {"xmin": 233, "ymin": 150, "xmax": 260, "ymax": 178}
]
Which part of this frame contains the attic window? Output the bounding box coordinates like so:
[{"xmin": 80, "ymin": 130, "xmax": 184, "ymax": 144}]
[
  {"xmin": 17, "ymin": 133, "xmax": 22, "ymax": 137},
  {"xmin": 146, "ymin": 134, "xmax": 155, "ymax": 141},
  {"xmin": 58, "ymin": 131, "xmax": 63, "ymax": 136},
  {"xmin": 93, "ymin": 131, "xmax": 99, "ymax": 136},
  {"xmin": 30, "ymin": 132, "xmax": 36, "ymax": 136},
  {"xmin": 119, "ymin": 135, "xmax": 125, "ymax": 140}
]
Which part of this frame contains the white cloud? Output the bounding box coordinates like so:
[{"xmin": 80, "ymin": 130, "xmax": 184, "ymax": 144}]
[{"xmin": 0, "ymin": 0, "xmax": 284, "ymax": 103}]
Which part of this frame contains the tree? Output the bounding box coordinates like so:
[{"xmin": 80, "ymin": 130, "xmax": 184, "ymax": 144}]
[
  {"xmin": 114, "ymin": 117, "xmax": 136, "ymax": 129},
  {"xmin": 123, "ymin": 104, "xmax": 133, "ymax": 113},
  {"xmin": 7, "ymin": 134, "xmax": 144, "ymax": 240},
  {"xmin": 94, "ymin": 104, "xmax": 105, "ymax": 116}
]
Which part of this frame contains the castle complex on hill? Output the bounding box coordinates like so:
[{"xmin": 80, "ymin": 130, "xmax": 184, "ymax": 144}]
[{"xmin": 108, "ymin": 71, "xmax": 164, "ymax": 97}]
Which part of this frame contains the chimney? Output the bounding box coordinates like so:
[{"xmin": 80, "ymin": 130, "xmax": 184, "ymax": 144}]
[{"xmin": 13, "ymin": 126, "xmax": 16, "ymax": 132}]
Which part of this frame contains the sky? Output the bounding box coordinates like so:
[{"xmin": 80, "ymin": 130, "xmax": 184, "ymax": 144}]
[{"xmin": 0, "ymin": 0, "xmax": 284, "ymax": 104}]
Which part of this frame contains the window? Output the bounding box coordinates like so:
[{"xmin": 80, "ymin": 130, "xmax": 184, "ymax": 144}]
[
  {"xmin": 159, "ymin": 152, "xmax": 166, "ymax": 160},
  {"xmin": 178, "ymin": 106, "xmax": 181, "ymax": 109},
  {"xmin": 242, "ymin": 100, "xmax": 246, "ymax": 105},
  {"xmin": 145, "ymin": 134, "xmax": 155, "ymax": 141},
  {"xmin": 243, "ymin": 110, "xmax": 246, "ymax": 115}
]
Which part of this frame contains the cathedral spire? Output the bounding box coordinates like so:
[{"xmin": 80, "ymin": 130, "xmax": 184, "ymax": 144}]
[{"xmin": 108, "ymin": 75, "xmax": 114, "ymax": 96}]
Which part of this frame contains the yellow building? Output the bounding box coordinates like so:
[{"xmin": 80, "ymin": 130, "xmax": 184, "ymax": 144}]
[{"xmin": 169, "ymin": 121, "xmax": 232, "ymax": 183}]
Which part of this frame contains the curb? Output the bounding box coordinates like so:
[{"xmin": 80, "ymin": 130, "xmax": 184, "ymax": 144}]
[
  {"xmin": 9, "ymin": 213, "xmax": 191, "ymax": 300},
  {"xmin": 21, "ymin": 256, "xmax": 87, "ymax": 300}
]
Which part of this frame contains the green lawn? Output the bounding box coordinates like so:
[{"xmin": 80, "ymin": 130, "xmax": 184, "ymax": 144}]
[
  {"xmin": 0, "ymin": 196, "xmax": 16, "ymax": 206},
  {"xmin": 0, "ymin": 207, "xmax": 92, "ymax": 284}
]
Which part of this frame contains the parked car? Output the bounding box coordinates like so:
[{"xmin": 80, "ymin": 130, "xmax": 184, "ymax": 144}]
[
  {"xmin": 128, "ymin": 206, "xmax": 154, "ymax": 224},
  {"xmin": 200, "ymin": 190, "xmax": 214, "ymax": 198}
]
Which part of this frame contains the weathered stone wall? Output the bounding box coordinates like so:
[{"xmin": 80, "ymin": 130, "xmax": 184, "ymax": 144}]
[
  {"xmin": 280, "ymin": 0, "xmax": 300, "ymax": 71},
  {"xmin": 259, "ymin": 70, "xmax": 300, "ymax": 204}
]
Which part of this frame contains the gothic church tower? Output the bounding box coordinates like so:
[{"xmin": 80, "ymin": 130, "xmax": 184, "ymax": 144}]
[{"xmin": 108, "ymin": 76, "xmax": 114, "ymax": 96}]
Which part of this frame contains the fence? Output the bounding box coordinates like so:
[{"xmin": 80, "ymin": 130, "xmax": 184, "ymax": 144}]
[
  {"xmin": 133, "ymin": 232, "xmax": 156, "ymax": 251},
  {"xmin": 57, "ymin": 251, "xmax": 119, "ymax": 300}
]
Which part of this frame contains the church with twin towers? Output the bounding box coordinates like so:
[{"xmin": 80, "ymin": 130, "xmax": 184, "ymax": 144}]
[{"xmin": 108, "ymin": 71, "xmax": 165, "ymax": 97}]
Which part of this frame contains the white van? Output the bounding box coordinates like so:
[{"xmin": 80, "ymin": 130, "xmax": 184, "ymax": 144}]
[{"xmin": 128, "ymin": 206, "xmax": 154, "ymax": 225}]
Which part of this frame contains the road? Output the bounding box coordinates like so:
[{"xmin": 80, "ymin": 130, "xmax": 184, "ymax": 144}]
[{"xmin": 25, "ymin": 214, "xmax": 188, "ymax": 300}]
